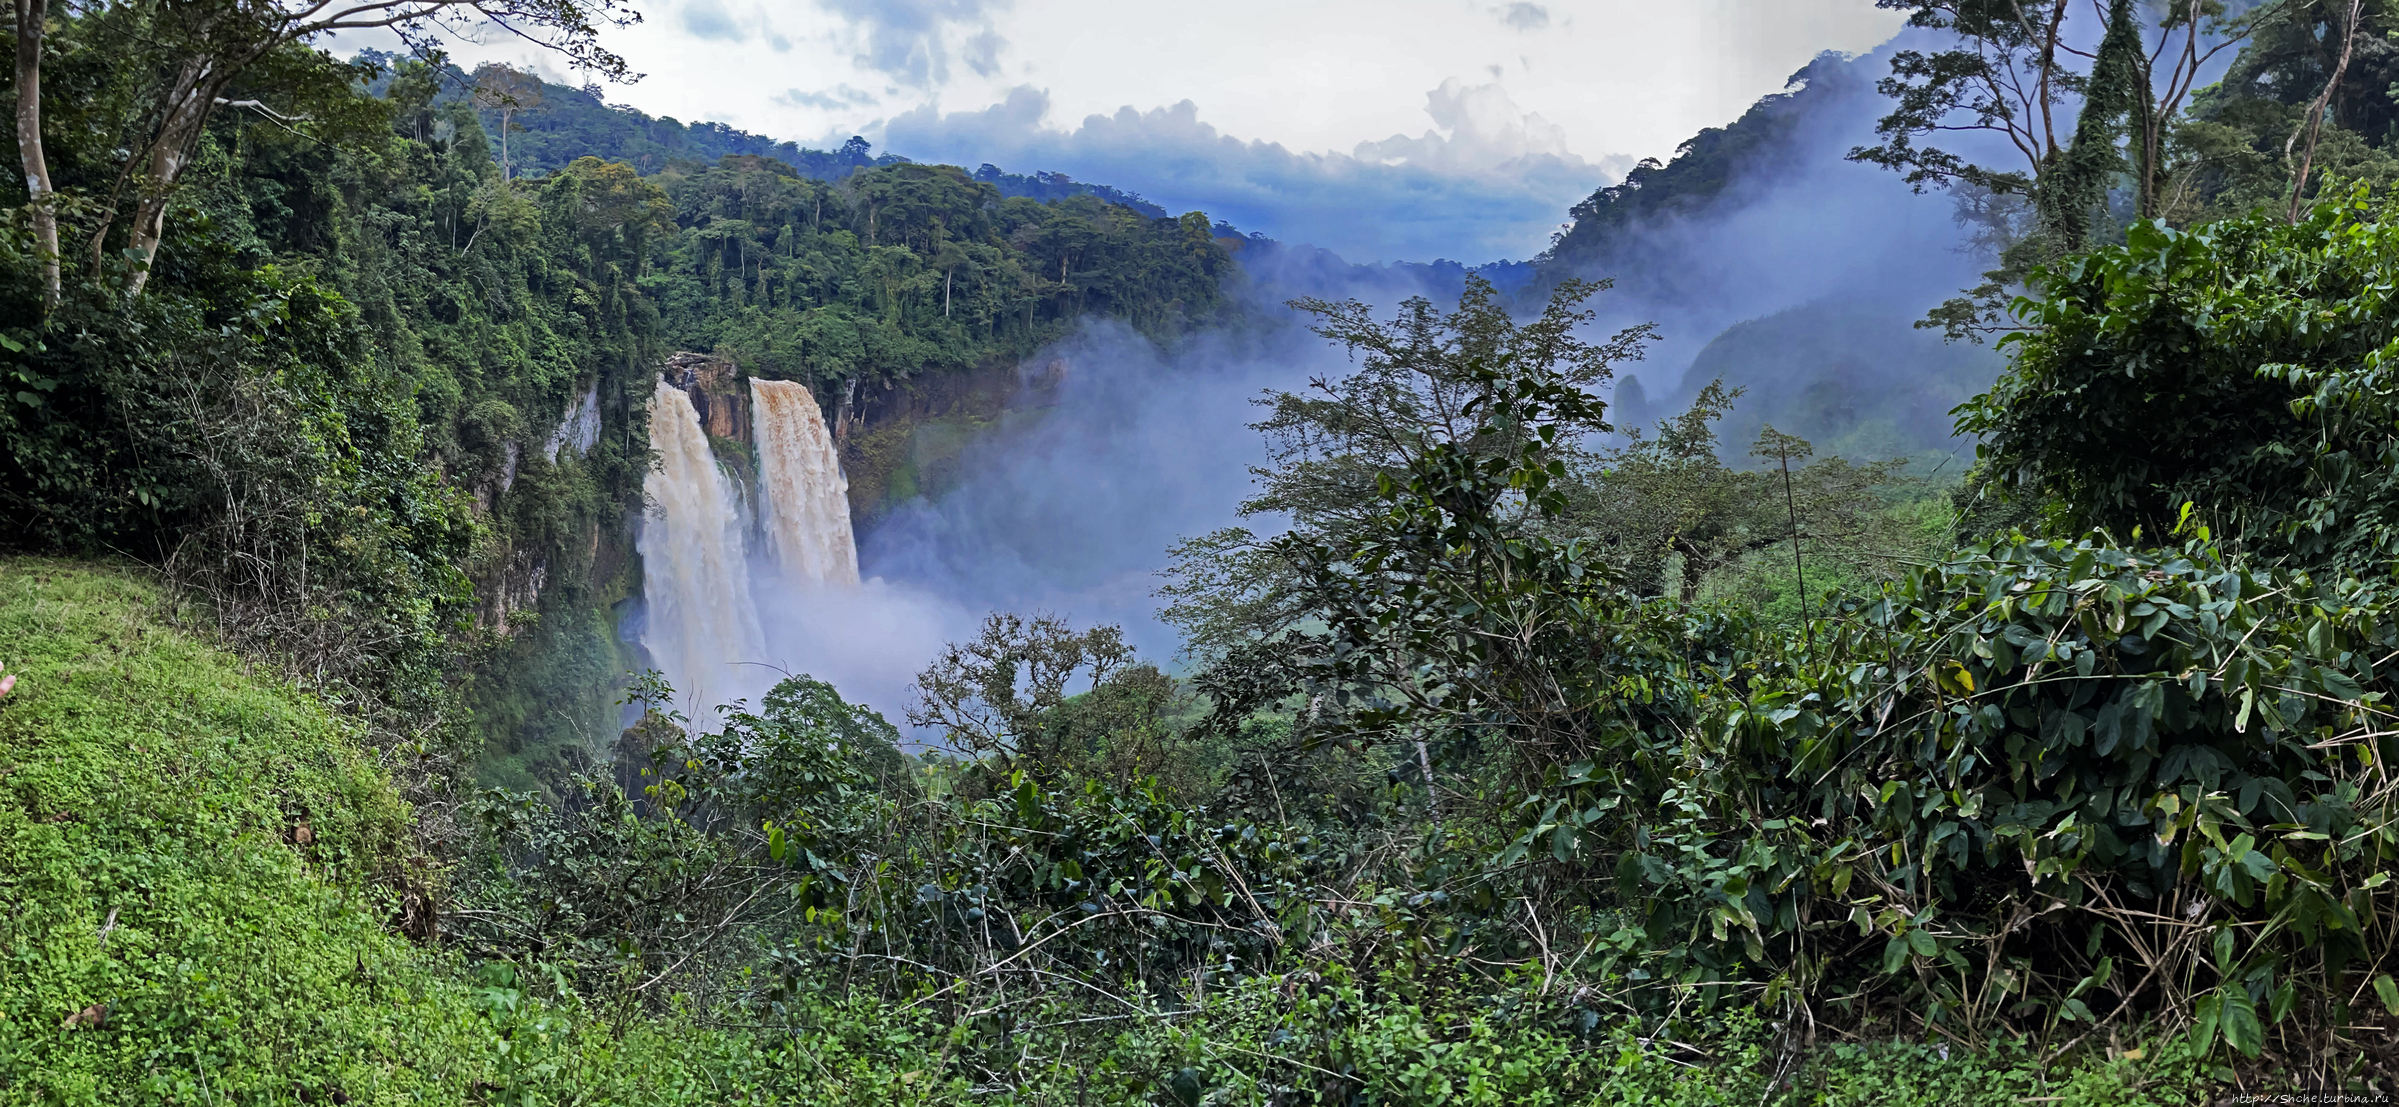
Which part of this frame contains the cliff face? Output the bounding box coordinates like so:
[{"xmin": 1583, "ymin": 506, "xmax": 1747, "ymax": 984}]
[
  {"xmin": 663, "ymin": 352, "xmax": 750, "ymax": 443},
  {"xmin": 835, "ymin": 356, "xmax": 1069, "ymax": 532},
  {"xmin": 638, "ymin": 348, "xmax": 1085, "ymax": 545}
]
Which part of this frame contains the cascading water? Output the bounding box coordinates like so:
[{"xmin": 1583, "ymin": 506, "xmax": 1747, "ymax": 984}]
[
  {"xmin": 638, "ymin": 379, "xmax": 766, "ymax": 718},
  {"xmin": 750, "ymin": 379, "xmax": 860, "ymax": 588}
]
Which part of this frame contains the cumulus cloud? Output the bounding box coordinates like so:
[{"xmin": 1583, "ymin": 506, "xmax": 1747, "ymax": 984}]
[
  {"xmin": 1355, "ymin": 78, "xmax": 1573, "ymax": 172},
  {"xmin": 817, "ymin": 0, "xmax": 1012, "ymax": 88},
  {"xmin": 1495, "ymin": 2, "xmax": 1549, "ymax": 31},
  {"xmin": 877, "ymin": 81, "xmax": 1613, "ymax": 262}
]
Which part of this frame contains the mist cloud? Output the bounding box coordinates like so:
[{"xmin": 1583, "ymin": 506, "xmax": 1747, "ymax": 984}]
[
  {"xmin": 1546, "ymin": 41, "xmax": 2013, "ymax": 457},
  {"xmin": 878, "ymin": 83, "xmax": 1618, "ymax": 262},
  {"xmin": 857, "ymin": 320, "xmax": 1330, "ymax": 665}
]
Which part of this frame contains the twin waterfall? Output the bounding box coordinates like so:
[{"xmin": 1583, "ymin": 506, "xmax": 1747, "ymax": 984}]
[
  {"xmin": 637, "ymin": 376, "xmax": 857, "ymax": 718},
  {"xmin": 752, "ymin": 380, "xmax": 860, "ymax": 588}
]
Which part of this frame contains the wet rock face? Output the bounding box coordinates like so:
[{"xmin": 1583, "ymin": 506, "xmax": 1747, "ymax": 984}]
[{"xmin": 662, "ymin": 351, "xmax": 748, "ymax": 442}]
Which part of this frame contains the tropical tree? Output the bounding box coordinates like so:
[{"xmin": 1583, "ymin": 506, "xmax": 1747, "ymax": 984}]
[
  {"xmin": 1561, "ymin": 381, "xmax": 1904, "ymax": 601},
  {"xmin": 1162, "ymin": 275, "xmax": 1648, "ymax": 659},
  {"xmin": 1855, "ymin": 1, "xmax": 2285, "ymax": 337},
  {"xmin": 472, "ymin": 62, "xmax": 545, "ymax": 181},
  {"xmin": 9, "ymin": 0, "xmax": 639, "ymax": 304},
  {"xmin": 1963, "ymin": 189, "xmax": 2399, "ymax": 573}
]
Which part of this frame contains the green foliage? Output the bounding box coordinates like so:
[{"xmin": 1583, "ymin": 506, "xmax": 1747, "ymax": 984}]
[
  {"xmin": 0, "ymin": 241, "xmax": 480, "ymax": 720},
  {"xmin": 1171, "ymin": 276, "xmax": 2396, "ymax": 1086},
  {"xmin": 1561, "ymin": 380, "xmax": 1909, "ymax": 601},
  {"xmin": 1651, "ymin": 535, "xmax": 2399, "ymax": 1053},
  {"xmin": 0, "ymin": 547, "xmax": 2220, "ymax": 1101},
  {"xmin": 908, "ymin": 613, "xmax": 1194, "ymax": 792},
  {"xmin": 644, "ymin": 156, "xmax": 1231, "ymax": 382},
  {"xmin": 2169, "ymin": 0, "xmax": 2399, "ymax": 222},
  {"xmin": 441, "ymin": 662, "xmax": 2210, "ymax": 1104},
  {"xmin": 1164, "ymin": 275, "xmax": 1647, "ymax": 660},
  {"xmin": 1964, "ymin": 191, "xmax": 2399, "ymax": 572}
]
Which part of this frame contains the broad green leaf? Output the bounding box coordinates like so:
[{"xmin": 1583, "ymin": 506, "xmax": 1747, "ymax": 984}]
[{"xmin": 2220, "ymin": 989, "xmax": 2264, "ymax": 1058}]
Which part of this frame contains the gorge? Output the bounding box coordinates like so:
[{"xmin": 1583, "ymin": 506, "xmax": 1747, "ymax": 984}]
[
  {"xmin": 637, "ymin": 370, "xmax": 866, "ymax": 721},
  {"xmin": 11, "ymin": 2, "xmax": 2398, "ymax": 1098}
]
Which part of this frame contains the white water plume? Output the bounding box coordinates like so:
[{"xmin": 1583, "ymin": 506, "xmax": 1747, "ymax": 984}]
[
  {"xmin": 751, "ymin": 379, "xmax": 860, "ymax": 588},
  {"xmin": 638, "ymin": 379, "xmax": 767, "ymax": 720}
]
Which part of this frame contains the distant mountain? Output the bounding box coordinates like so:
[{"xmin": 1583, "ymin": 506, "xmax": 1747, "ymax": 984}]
[
  {"xmin": 1231, "ymin": 239, "xmax": 1537, "ymax": 306},
  {"xmin": 358, "ymin": 52, "xmax": 1183, "ymax": 218},
  {"xmin": 1525, "ymin": 46, "xmax": 1999, "ymax": 464},
  {"xmin": 1532, "ymin": 50, "xmax": 1880, "ymax": 295},
  {"xmin": 1626, "ymin": 299, "xmax": 1993, "ymax": 468}
]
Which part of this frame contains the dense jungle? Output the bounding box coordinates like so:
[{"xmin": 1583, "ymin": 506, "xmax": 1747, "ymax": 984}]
[{"xmin": 3, "ymin": 0, "xmax": 2399, "ymax": 1102}]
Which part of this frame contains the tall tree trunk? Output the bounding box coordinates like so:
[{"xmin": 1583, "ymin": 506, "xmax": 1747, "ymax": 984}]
[
  {"xmin": 13, "ymin": 0, "xmax": 57, "ymax": 311},
  {"xmin": 2288, "ymin": 0, "xmax": 2364, "ymax": 221},
  {"xmin": 122, "ymin": 65, "xmax": 214, "ymax": 297}
]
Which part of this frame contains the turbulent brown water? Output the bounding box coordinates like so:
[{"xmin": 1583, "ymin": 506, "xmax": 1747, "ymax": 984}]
[
  {"xmin": 637, "ymin": 379, "xmax": 766, "ymax": 719},
  {"xmin": 750, "ymin": 379, "xmax": 859, "ymax": 589}
]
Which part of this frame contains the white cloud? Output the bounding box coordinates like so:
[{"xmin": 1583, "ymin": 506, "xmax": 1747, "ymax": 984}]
[
  {"xmin": 815, "ymin": 0, "xmax": 1013, "ymax": 88},
  {"xmin": 878, "ymin": 80, "xmax": 1607, "ymax": 262},
  {"xmin": 1354, "ymin": 78, "xmax": 1574, "ymax": 172}
]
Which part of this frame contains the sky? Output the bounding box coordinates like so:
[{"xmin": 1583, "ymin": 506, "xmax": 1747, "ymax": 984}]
[{"xmin": 358, "ymin": 0, "xmax": 1910, "ymax": 262}]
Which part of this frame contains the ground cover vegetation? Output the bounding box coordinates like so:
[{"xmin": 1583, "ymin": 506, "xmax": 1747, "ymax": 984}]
[{"xmin": 5, "ymin": 0, "xmax": 2399, "ymax": 1102}]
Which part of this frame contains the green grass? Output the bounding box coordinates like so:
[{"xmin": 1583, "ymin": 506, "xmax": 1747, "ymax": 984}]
[{"xmin": 0, "ymin": 558, "xmax": 493, "ymax": 1103}]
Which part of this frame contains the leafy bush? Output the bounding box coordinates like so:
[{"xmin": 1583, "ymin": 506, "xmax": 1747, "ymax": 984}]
[{"xmin": 1965, "ymin": 189, "xmax": 2399, "ymax": 571}]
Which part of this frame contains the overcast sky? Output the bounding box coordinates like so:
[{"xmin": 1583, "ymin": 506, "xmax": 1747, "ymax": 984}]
[{"xmin": 371, "ymin": 0, "xmax": 1910, "ymax": 261}]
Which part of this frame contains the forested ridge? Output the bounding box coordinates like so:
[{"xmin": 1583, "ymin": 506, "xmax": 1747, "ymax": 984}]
[
  {"xmin": 0, "ymin": 13, "xmax": 1234, "ymax": 788},
  {"xmin": 4, "ymin": 0, "xmax": 2399, "ymax": 1103}
]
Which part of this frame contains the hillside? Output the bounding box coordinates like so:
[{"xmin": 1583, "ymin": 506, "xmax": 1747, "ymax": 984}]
[
  {"xmin": 0, "ymin": 559, "xmax": 476, "ymax": 1097},
  {"xmin": 1626, "ymin": 298, "xmax": 1998, "ymax": 467},
  {"xmin": 0, "ymin": 557, "xmax": 2192, "ymax": 1103}
]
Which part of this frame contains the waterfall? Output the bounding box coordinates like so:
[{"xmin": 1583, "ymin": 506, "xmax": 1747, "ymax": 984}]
[
  {"xmin": 638, "ymin": 379, "xmax": 766, "ymax": 718},
  {"xmin": 751, "ymin": 378, "xmax": 860, "ymax": 587}
]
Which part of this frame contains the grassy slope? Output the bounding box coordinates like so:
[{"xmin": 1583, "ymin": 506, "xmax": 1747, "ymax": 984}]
[
  {"xmin": 0, "ymin": 559, "xmax": 491, "ymax": 1102},
  {"xmin": 0, "ymin": 559, "xmax": 970, "ymax": 1105}
]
